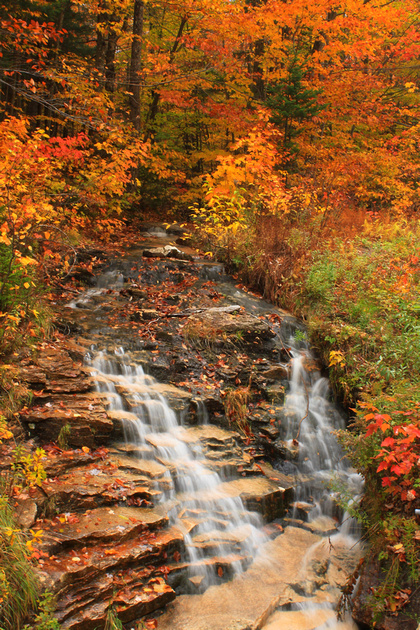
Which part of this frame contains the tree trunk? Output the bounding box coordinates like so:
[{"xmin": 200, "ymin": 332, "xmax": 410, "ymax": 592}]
[
  {"xmin": 129, "ymin": 0, "xmax": 144, "ymax": 131},
  {"xmin": 144, "ymin": 15, "xmax": 188, "ymax": 140}
]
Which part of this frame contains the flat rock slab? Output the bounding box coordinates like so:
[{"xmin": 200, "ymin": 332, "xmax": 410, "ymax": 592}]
[
  {"xmin": 184, "ymin": 425, "xmax": 239, "ymax": 445},
  {"xmin": 57, "ymin": 569, "xmax": 175, "ymax": 630},
  {"xmin": 37, "ymin": 525, "xmax": 184, "ymax": 593},
  {"xmin": 19, "ymin": 346, "xmax": 92, "ymax": 393},
  {"xmin": 261, "ymin": 608, "xmax": 356, "ymax": 630},
  {"xmin": 217, "ymin": 477, "xmax": 288, "ymax": 521},
  {"xmin": 42, "ymin": 446, "xmax": 109, "ymax": 477},
  {"xmin": 187, "ymin": 308, "xmax": 275, "ymax": 342},
  {"xmin": 22, "ymin": 393, "xmax": 113, "ymax": 447},
  {"xmin": 42, "ymin": 463, "xmax": 161, "ymax": 510},
  {"xmin": 35, "ymin": 505, "xmax": 168, "ymax": 550},
  {"xmin": 156, "ymin": 527, "xmax": 361, "ymax": 630},
  {"xmin": 108, "ymin": 453, "xmax": 168, "ymax": 479}
]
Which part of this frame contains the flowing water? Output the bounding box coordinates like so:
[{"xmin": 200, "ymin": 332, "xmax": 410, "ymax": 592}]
[
  {"xmin": 68, "ymin": 243, "xmax": 362, "ymax": 629},
  {"xmin": 282, "ymin": 350, "xmax": 363, "ymax": 533},
  {"xmin": 86, "ymin": 347, "xmax": 266, "ymax": 590}
]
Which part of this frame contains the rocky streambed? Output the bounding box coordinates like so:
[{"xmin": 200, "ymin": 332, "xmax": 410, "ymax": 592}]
[{"xmin": 6, "ymin": 227, "xmax": 364, "ymax": 629}]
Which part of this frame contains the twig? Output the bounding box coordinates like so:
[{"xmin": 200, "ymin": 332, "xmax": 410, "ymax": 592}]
[{"xmin": 295, "ymin": 372, "xmax": 310, "ymax": 441}]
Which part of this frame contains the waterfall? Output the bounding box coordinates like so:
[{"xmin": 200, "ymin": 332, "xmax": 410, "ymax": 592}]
[{"xmin": 87, "ymin": 347, "xmax": 266, "ymax": 591}]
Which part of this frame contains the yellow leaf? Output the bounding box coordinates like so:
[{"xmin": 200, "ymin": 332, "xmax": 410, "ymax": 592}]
[
  {"xmin": 17, "ymin": 256, "xmax": 36, "ymax": 267},
  {"xmin": 329, "ymin": 350, "xmax": 346, "ymax": 367},
  {"xmin": 6, "ymin": 314, "xmax": 20, "ymax": 323},
  {"xmin": 82, "ymin": 446, "xmax": 90, "ymax": 453},
  {"xmin": 0, "ymin": 428, "xmax": 13, "ymax": 440},
  {"xmin": 24, "ymin": 282, "xmax": 30, "ymax": 289}
]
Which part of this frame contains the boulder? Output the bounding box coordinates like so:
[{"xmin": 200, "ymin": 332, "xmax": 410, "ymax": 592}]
[
  {"xmin": 142, "ymin": 245, "xmax": 193, "ymax": 261},
  {"xmin": 187, "ymin": 307, "xmax": 275, "ymax": 344}
]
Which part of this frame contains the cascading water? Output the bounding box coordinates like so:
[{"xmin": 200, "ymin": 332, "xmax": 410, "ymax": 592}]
[
  {"xmin": 60, "ymin": 252, "xmax": 364, "ymax": 629},
  {"xmin": 86, "ymin": 346, "xmax": 266, "ymax": 591},
  {"xmin": 281, "ymin": 348, "xmax": 363, "ymax": 533}
]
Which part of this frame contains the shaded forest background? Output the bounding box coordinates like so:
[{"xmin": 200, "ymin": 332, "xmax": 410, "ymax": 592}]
[{"xmin": 1, "ymin": 0, "xmax": 420, "ymax": 626}]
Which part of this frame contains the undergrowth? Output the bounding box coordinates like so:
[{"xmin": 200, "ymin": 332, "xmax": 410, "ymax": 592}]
[{"xmin": 0, "ymin": 499, "xmax": 39, "ymax": 629}]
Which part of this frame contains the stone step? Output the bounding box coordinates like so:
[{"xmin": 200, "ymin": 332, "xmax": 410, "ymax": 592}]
[
  {"xmin": 35, "ymin": 505, "xmax": 169, "ymax": 553},
  {"xmin": 108, "ymin": 452, "xmax": 168, "ymax": 479},
  {"xmin": 38, "ymin": 525, "xmax": 185, "ymax": 595},
  {"xmin": 182, "ymin": 425, "xmax": 239, "ymax": 448},
  {"xmin": 167, "ymin": 553, "xmax": 252, "ymax": 593},
  {"xmin": 112, "ymin": 441, "xmax": 154, "ymax": 458},
  {"xmin": 57, "ymin": 570, "xmax": 175, "ymax": 630},
  {"xmin": 282, "ymin": 516, "xmax": 338, "ymax": 537},
  {"xmin": 291, "ymin": 501, "xmax": 317, "ymax": 521},
  {"xmin": 21, "ymin": 393, "xmax": 113, "ymax": 447},
  {"xmin": 190, "ymin": 524, "xmax": 255, "ymax": 553},
  {"xmin": 42, "ymin": 464, "xmax": 161, "ymax": 511}
]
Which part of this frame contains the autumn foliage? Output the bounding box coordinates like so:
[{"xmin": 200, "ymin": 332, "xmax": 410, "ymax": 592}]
[{"xmin": 0, "ymin": 0, "xmax": 420, "ymax": 620}]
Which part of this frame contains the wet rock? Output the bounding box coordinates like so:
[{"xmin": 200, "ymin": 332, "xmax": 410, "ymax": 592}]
[
  {"xmin": 124, "ymin": 287, "xmax": 147, "ymax": 300},
  {"xmin": 291, "ymin": 501, "xmax": 316, "ymax": 522},
  {"xmin": 167, "ymin": 223, "xmax": 186, "ymax": 236},
  {"xmin": 19, "ymin": 347, "xmax": 92, "ymax": 394},
  {"xmin": 41, "ymin": 463, "xmax": 162, "ymax": 511},
  {"xmin": 108, "ymin": 453, "xmax": 168, "ymax": 479},
  {"xmin": 143, "ymin": 245, "xmax": 193, "ymax": 261},
  {"xmin": 139, "ymin": 309, "xmax": 160, "ymax": 321},
  {"xmin": 282, "ymin": 516, "xmax": 338, "ymax": 537},
  {"xmin": 22, "ymin": 393, "xmax": 113, "ymax": 447},
  {"xmin": 42, "ymin": 447, "xmax": 108, "ymax": 477},
  {"xmin": 187, "ymin": 307, "xmax": 275, "ymax": 344},
  {"xmin": 156, "ymin": 527, "xmax": 360, "ymax": 630},
  {"xmin": 56, "ymin": 570, "xmax": 175, "ymax": 630},
  {"xmin": 264, "ymin": 382, "xmax": 285, "ymax": 404},
  {"xmin": 258, "ymin": 425, "xmax": 280, "ymax": 441},
  {"xmin": 217, "ymin": 477, "xmax": 290, "ymax": 521},
  {"xmin": 36, "ymin": 505, "xmax": 169, "ymax": 552},
  {"xmin": 67, "ymin": 265, "xmax": 96, "ymax": 286},
  {"xmin": 263, "ymin": 365, "xmax": 289, "ymax": 381},
  {"xmin": 14, "ymin": 495, "xmax": 37, "ymax": 528},
  {"xmin": 271, "ymin": 438, "xmax": 299, "ymax": 460}
]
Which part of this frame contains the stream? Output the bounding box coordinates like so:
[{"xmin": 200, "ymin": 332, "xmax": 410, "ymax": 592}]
[{"xmin": 24, "ymin": 228, "xmax": 364, "ymax": 630}]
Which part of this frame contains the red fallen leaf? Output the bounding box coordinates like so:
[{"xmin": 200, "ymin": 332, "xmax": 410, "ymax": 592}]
[
  {"xmin": 173, "ymin": 551, "xmax": 181, "ymax": 562},
  {"xmin": 145, "ymin": 619, "xmax": 157, "ymax": 629},
  {"xmin": 217, "ymin": 567, "xmax": 223, "ymax": 577}
]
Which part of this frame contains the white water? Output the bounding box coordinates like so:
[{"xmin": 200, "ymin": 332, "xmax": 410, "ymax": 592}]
[
  {"xmin": 87, "ymin": 347, "xmax": 266, "ymax": 589},
  {"xmin": 282, "ymin": 351, "xmax": 363, "ymax": 531}
]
